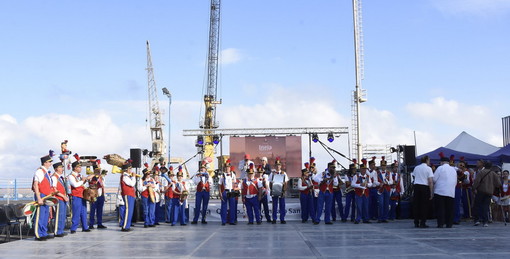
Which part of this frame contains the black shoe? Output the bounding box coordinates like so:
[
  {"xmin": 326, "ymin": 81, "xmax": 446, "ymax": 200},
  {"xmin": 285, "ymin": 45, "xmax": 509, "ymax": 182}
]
[
  {"xmin": 55, "ymin": 234, "xmax": 65, "ymax": 237},
  {"xmin": 222, "ymin": 223, "xmax": 226, "ymax": 226},
  {"xmin": 354, "ymin": 221, "xmax": 360, "ymax": 224},
  {"xmin": 363, "ymin": 221, "xmax": 371, "ymax": 224},
  {"xmin": 191, "ymin": 221, "xmax": 198, "ymax": 224},
  {"xmin": 281, "ymin": 221, "xmax": 286, "ymax": 224},
  {"xmin": 325, "ymin": 222, "xmax": 333, "ymax": 225},
  {"xmin": 313, "ymin": 221, "xmax": 320, "ymax": 225},
  {"xmin": 154, "ymin": 223, "xmax": 160, "ymax": 225},
  {"xmin": 149, "ymin": 225, "xmax": 156, "ymax": 227},
  {"xmin": 180, "ymin": 224, "xmax": 187, "ymax": 226},
  {"xmin": 82, "ymin": 229, "xmax": 91, "ymax": 232},
  {"xmin": 97, "ymin": 225, "xmax": 107, "ymax": 229},
  {"xmin": 382, "ymin": 220, "xmax": 389, "ymax": 223},
  {"xmin": 377, "ymin": 220, "xmax": 383, "ymax": 223},
  {"xmin": 247, "ymin": 222, "xmax": 254, "ymax": 225},
  {"xmin": 121, "ymin": 228, "xmax": 131, "ymax": 232},
  {"xmin": 70, "ymin": 230, "xmax": 76, "ymax": 234},
  {"xmin": 272, "ymin": 220, "xmax": 276, "ymax": 224},
  {"xmin": 332, "ymin": 219, "xmax": 336, "ymax": 222},
  {"xmin": 89, "ymin": 225, "xmax": 95, "ymax": 229},
  {"xmin": 46, "ymin": 235, "xmax": 54, "ymax": 239},
  {"xmin": 144, "ymin": 225, "xmax": 148, "ymax": 228},
  {"xmin": 256, "ymin": 221, "xmax": 261, "ymax": 225},
  {"xmin": 341, "ymin": 219, "xmax": 347, "ymax": 223},
  {"xmin": 420, "ymin": 225, "xmax": 429, "ymax": 228},
  {"xmin": 171, "ymin": 224, "xmax": 175, "ymax": 226},
  {"xmin": 267, "ymin": 219, "xmax": 272, "ymax": 223},
  {"xmin": 201, "ymin": 220, "xmax": 207, "ymax": 224},
  {"xmin": 446, "ymin": 225, "xmax": 452, "ymax": 228},
  {"xmin": 453, "ymin": 222, "xmax": 460, "ymax": 225},
  {"xmin": 165, "ymin": 221, "xmax": 171, "ymax": 223},
  {"xmin": 229, "ymin": 223, "xmax": 236, "ymax": 225},
  {"xmin": 302, "ymin": 219, "xmax": 307, "ymax": 223},
  {"xmin": 437, "ymin": 225, "xmax": 444, "ymax": 228},
  {"xmin": 35, "ymin": 237, "xmax": 47, "ymax": 241}
]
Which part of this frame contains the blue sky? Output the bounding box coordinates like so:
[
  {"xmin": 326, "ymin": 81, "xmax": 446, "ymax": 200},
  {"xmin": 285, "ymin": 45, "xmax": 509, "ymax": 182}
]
[{"xmin": 1, "ymin": 0, "xmax": 509, "ymax": 181}]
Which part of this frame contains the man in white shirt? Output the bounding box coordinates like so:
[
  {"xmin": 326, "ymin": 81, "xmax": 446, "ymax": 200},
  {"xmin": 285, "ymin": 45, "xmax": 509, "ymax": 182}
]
[
  {"xmin": 269, "ymin": 158, "xmax": 289, "ymax": 224},
  {"xmin": 238, "ymin": 154, "xmax": 254, "ymax": 180},
  {"xmin": 412, "ymin": 156, "xmax": 434, "ymax": 228},
  {"xmin": 191, "ymin": 165, "xmax": 213, "ymax": 224},
  {"xmin": 219, "ymin": 162, "xmax": 238, "ymax": 225},
  {"xmin": 434, "ymin": 155, "xmax": 458, "ymax": 228},
  {"xmin": 367, "ymin": 157, "xmax": 380, "ymax": 220}
]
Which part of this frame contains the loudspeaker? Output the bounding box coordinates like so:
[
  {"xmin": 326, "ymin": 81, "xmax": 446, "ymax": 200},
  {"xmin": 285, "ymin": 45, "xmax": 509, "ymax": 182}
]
[
  {"xmin": 403, "ymin": 145, "xmax": 416, "ymax": 166},
  {"xmin": 130, "ymin": 148, "xmax": 142, "ymax": 168}
]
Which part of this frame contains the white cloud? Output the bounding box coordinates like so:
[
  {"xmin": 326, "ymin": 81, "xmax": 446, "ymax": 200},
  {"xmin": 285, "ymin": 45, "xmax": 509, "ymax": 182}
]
[
  {"xmin": 431, "ymin": 0, "xmax": 510, "ymax": 17},
  {"xmin": 220, "ymin": 48, "xmax": 242, "ymax": 65}
]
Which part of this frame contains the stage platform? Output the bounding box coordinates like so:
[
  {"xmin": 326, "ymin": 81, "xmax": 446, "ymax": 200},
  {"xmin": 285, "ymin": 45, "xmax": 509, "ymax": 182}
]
[{"xmin": 0, "ymin": 218, "xmax": 509, "ymax": 258}]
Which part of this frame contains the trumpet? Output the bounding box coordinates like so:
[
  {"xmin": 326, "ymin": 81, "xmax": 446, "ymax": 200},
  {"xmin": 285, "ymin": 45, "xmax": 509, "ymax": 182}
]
[{"xmin": 343, "ymin": 185, "xmax": 354, "ymax": 195}]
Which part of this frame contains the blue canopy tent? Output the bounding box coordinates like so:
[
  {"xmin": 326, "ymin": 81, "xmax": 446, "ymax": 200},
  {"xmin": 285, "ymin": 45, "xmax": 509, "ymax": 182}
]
[
  {"xmin": 416, "ymin": 147, "xmax": 499, "ymax": 166},
  {"xmin": 488, "ymin": 144, "xmax": 510, "ymax": 163}
]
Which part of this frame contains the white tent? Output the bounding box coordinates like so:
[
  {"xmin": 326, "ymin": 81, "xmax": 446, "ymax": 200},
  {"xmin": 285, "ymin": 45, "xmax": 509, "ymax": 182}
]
[{"xmin": 444, "ymin": 131, "xmax": 499, "ymax": 155}]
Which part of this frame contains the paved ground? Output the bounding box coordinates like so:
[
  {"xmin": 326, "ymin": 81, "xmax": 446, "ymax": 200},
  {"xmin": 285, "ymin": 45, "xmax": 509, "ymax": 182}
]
[{"xmin": 0, "ymin": 218, "xmax": 508, "ymax": 258}]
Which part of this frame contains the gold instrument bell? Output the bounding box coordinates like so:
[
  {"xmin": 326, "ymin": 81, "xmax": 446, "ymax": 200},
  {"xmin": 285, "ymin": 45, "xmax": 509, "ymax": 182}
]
[{"xmin": 111, "ymin": 165, "xmax": 122, "ymax": 174}]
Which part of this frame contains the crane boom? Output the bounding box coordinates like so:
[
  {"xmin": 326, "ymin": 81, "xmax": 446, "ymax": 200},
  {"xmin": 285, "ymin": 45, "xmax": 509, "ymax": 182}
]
[
  {"xmin": 146, "ymin": 40, "xmax": 166, "ymax": 164},
  {"xmin": 199, "ymin": 0, "xmax": 221, "ymax": 175}
]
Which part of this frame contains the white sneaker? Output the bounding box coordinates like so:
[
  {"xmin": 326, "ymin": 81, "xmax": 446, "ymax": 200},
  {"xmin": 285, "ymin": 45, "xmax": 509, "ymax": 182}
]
[
  {"xmin": 474, "ymin": 221, "xmax": 480, "ymax": 226},
  {"xmin": 483, "ymin": 223, "xmax": 489, "ymax": 227}
]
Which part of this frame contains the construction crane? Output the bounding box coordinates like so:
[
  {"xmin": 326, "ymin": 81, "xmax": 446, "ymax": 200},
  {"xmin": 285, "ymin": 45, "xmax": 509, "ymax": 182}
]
[
  {"xmin": 351, "ymin": 0, "xmax": 367, "ymax": 162},
  {"xmin": 198, "ymin": 0, "xmax": 222, "ymax": 175},
  {"xmin": 146, "ymin": 40, "xmax": 167, "ymax": 166}
]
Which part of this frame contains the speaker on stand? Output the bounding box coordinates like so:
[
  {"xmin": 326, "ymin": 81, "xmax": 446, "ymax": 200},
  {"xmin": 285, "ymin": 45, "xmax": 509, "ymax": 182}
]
[{"xmin": 129, "ymin": 148, "xmax": 142, "ymax": 222}]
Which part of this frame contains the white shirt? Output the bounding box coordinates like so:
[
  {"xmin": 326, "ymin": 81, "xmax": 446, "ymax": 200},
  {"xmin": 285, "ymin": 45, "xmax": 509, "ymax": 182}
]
[
  {"xmin": 122, "ymin": 173, "xmax": 136, "ymax": 187},
  {"xmin": 433, "ymin": 163, "xmax": 457, "ymax": 198},
  {"xmin": 297, "ymin": 177, "xmax": 313, "ymax": 191},
  {"xmin": 412, "ymin": 163, "xmax": 434, "ymax": 186},
  {"xmin": 351, "ymin": 173, "xmax": 373, "ymax": 189},
  {"xmin": 368, "ymin": 169, "xmax": 380, "ymax": 187},
  {"xmin": 312, "ymin": 170, "xmax": 338, "ymax": 186},
  {"xmin": 241, "ymin": 178, "xmax": 258, "ymax": 198},
  {"xmin": 219, "ymin": 172, "xmax": 237, "ymax": 190},
  {"xmin": 269, "ymin": 171, "xmax": 289, "ymax": 184},
  {"xmin": 69, "ymin": 171, "xmax": 86, "ymax": 188},
  {"xmin": 193, "ymin": 172, "xmax": 213, "ymax": 186},
  {"xmin": 238, "ymin": 159, "xmax": 254, "ymax": 180},
  {"xmin": 34, "ymin": 166, "xmax": 51, "ymax": 184},
  {"xmin": 379, "ymin": 171, "xmax": 394, "ymax": 186}
]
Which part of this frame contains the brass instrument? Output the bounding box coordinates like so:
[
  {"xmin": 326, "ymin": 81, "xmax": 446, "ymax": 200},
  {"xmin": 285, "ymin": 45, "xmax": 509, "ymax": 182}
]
[
  {"xmin": 148, "ymin": 186, "xmax": 156, "ymax": 203},
  {"xmin": 343, "ymin": 185, "xmax": 355, "ymax": 195},
  {"xmin": 103, "ymin": 154, "xmax": 127, "ymax": 167},
  {"xmin": 180, "ymin": 190, "xmax": 189, "ymax": 204}
]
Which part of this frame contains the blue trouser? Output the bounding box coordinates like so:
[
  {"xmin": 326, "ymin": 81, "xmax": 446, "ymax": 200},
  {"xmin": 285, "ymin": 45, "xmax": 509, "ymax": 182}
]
[
  {"xmin": 368, "ymin": 188, "xmax": 379, "ymax": 219},
  {"xmin": 389, "ymin": 198, "xmax": 398, "ymax": 220},
  {"xmin": 316, "ymin": 191, "xmax": 333, "ymax": 223},
  {"xmin": 119, "ymin": 195, "xmax": 135, "ymax": 229},
  {"xmin": 55, "ymin": 199, "xmax": 67, "ymax": 235},
  {"xmin": 461, "ymin": 188, "xmax": 472, "ymax": 218},
  {"xmin": 331, "ymin": 191, "xmax": 344, "ymax": 221},
  {"xmin": 193, "ymin": 191, "xmax": 210, "ymax": 222},
  {"xmin": 454, "ymin": 187, "xmax": 462, "ymax": 223},
  {"xmin": 378, "ymin": 190, "xmax": 390, "ymax": 221},
  {"xmin": 343, "ymin": 192, "xmax": 356, "ymax": 221},
  {"xmin": 245, "ymin": 196, "xmax": 261, "ymax": 223},
  {"xmin": 220, "ymin": 191, "xmax": 236, "ymax": 224},
  {"xmin": 299, "ymin": 192, "xmax": 314, "ymax": 222},
  {"xmin": 33, "ymin": 194, "xmax": 49, "ymax": 238},
  {"xmin": 141, "ymin": 196, "xmax": 156, "ymax": 226},
  {"xmin": 171, "ymin": 198, "xmax": 187, "ymax": 225},
  {"xmin": 272, "ymin": 196, "xmax": 286, "ymax": 221},
  {"xmin": 355, "ymin": 195, "xmax": 369, "ymax": 222},
  {"xmin": 155, "ymin": 202, "xmax": 164, "ymax": 224},
  {"xmin": 89, "ymin": 195, "xmax": 105, "ymax": 226},
  {"xmin": 165, "ymin": 197, "xmax": 174, "ymax": 223},
  {"xmin": 71, "ymin": 196, "xmax": 88, "ymax": 231},
  {"xmin": 259, "ymin": 195, "xmax": 271, "ymax": 221},
  {"xmin": 235, "ymin": 198, "xmax": 239, "ymax": 222}
]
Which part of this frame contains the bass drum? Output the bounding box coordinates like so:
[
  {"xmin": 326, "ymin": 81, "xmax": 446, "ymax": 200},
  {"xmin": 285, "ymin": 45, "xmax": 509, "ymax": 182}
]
[{"xmin": 83, "ymin": 188, "xmax": 98, "ymax": 202}]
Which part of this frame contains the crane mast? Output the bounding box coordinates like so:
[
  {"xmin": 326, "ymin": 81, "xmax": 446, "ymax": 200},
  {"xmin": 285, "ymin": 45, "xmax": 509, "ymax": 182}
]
[
  {"xmin": 146, "ymin": 40, "xmax": 166, "ymax": 165},
  {"xmin": 351, "ymin": 0, "xmax": 367, "ymax": 162},
  {"xmin": 200, "ymin": 0, "xmax": 222, "ymax": 174}
]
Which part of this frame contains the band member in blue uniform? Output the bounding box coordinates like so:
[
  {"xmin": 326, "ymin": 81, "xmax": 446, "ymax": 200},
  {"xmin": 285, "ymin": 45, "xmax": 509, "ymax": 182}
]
[
  {"xmin": 119, "ymin": 163, "xmax": 136, "ymax": 232},
  {"xmin": 219, "ymin": 161, "xmax": 238, "ymax": 225},
  {"xmin": 191, "ymin": 164, "xmax": 212, "ymax": 224},
  {"xmin": 269, "ymin": 158, "xmax": 289, "ymax": 224},
  {"xmin": 171, "ymin": 167, "xmax": 188, "ymax": 226},
  {"xmin": 331, "ymin": 164, "xmax": 344, "ymax": 222},
  {"xmin": 141, "ymin": 168, "xmax": 156, "ymax": 227},
  {"xmin": 389, "ymin": 161, "xmax": 404, "ymax": 220},
  {"xmin": 377, "ymin": 157, "xmax": 392, "ymax": 223},
  {"xmin": 89, "ymin": 162, "xmax": 107, "ymax": 229},
  {"xmin": 352, "ymin": 159, "xmax": 373, "ymax": 224},
  {"xmin": 68, "ymin": 160, "xmax": 93, "ymax": 233},
  {"xmin": 367, "ymin": 157, "xmax": 380, "ymax": 220},
  {"xmin": 257, "ymin": 165, "xmax": 272, "ymax": 223},
  {"xmin": 314, "ymin": 161, "xmax": 336, "ymax": 225},
  {"xmin": 242, "ymin": 164, "xmax": 261, "ymax": 224},
  {"xmin": 51, "ymin": 162, "xmax": 69, "ymax": 237},
  {"xmin": 33, "ymin": 155, "xmax": 54, "ymax": 241},
  {"xmin": 342, "ymin": 160, "xmax": 357, "ymax": 222},
  {"xmin": 297, "ymin": 164, "xmax": 314, "ymax": 223},
  {"xmin": 163, "ymin": 166, "xmax": 175, "ymax": 223}
]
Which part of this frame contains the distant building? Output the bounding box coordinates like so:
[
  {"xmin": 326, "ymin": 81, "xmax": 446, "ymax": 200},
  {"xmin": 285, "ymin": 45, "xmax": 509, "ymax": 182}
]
[{"xmin": 503, "ymin": 116, "xmax": 510, "ymax": 146}]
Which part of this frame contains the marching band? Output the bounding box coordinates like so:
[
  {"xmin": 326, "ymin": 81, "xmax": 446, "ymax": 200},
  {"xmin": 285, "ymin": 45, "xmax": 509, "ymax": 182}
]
[{"xmin": 29, "ymin": 149, "xmax": 510, "ymax": 242}]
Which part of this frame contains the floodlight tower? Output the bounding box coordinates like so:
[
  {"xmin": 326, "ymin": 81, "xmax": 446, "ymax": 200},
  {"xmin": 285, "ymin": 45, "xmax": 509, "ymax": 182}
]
[{"xmin": 351, "ymin": 0, "xmax": 367, "ymax": 162}]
